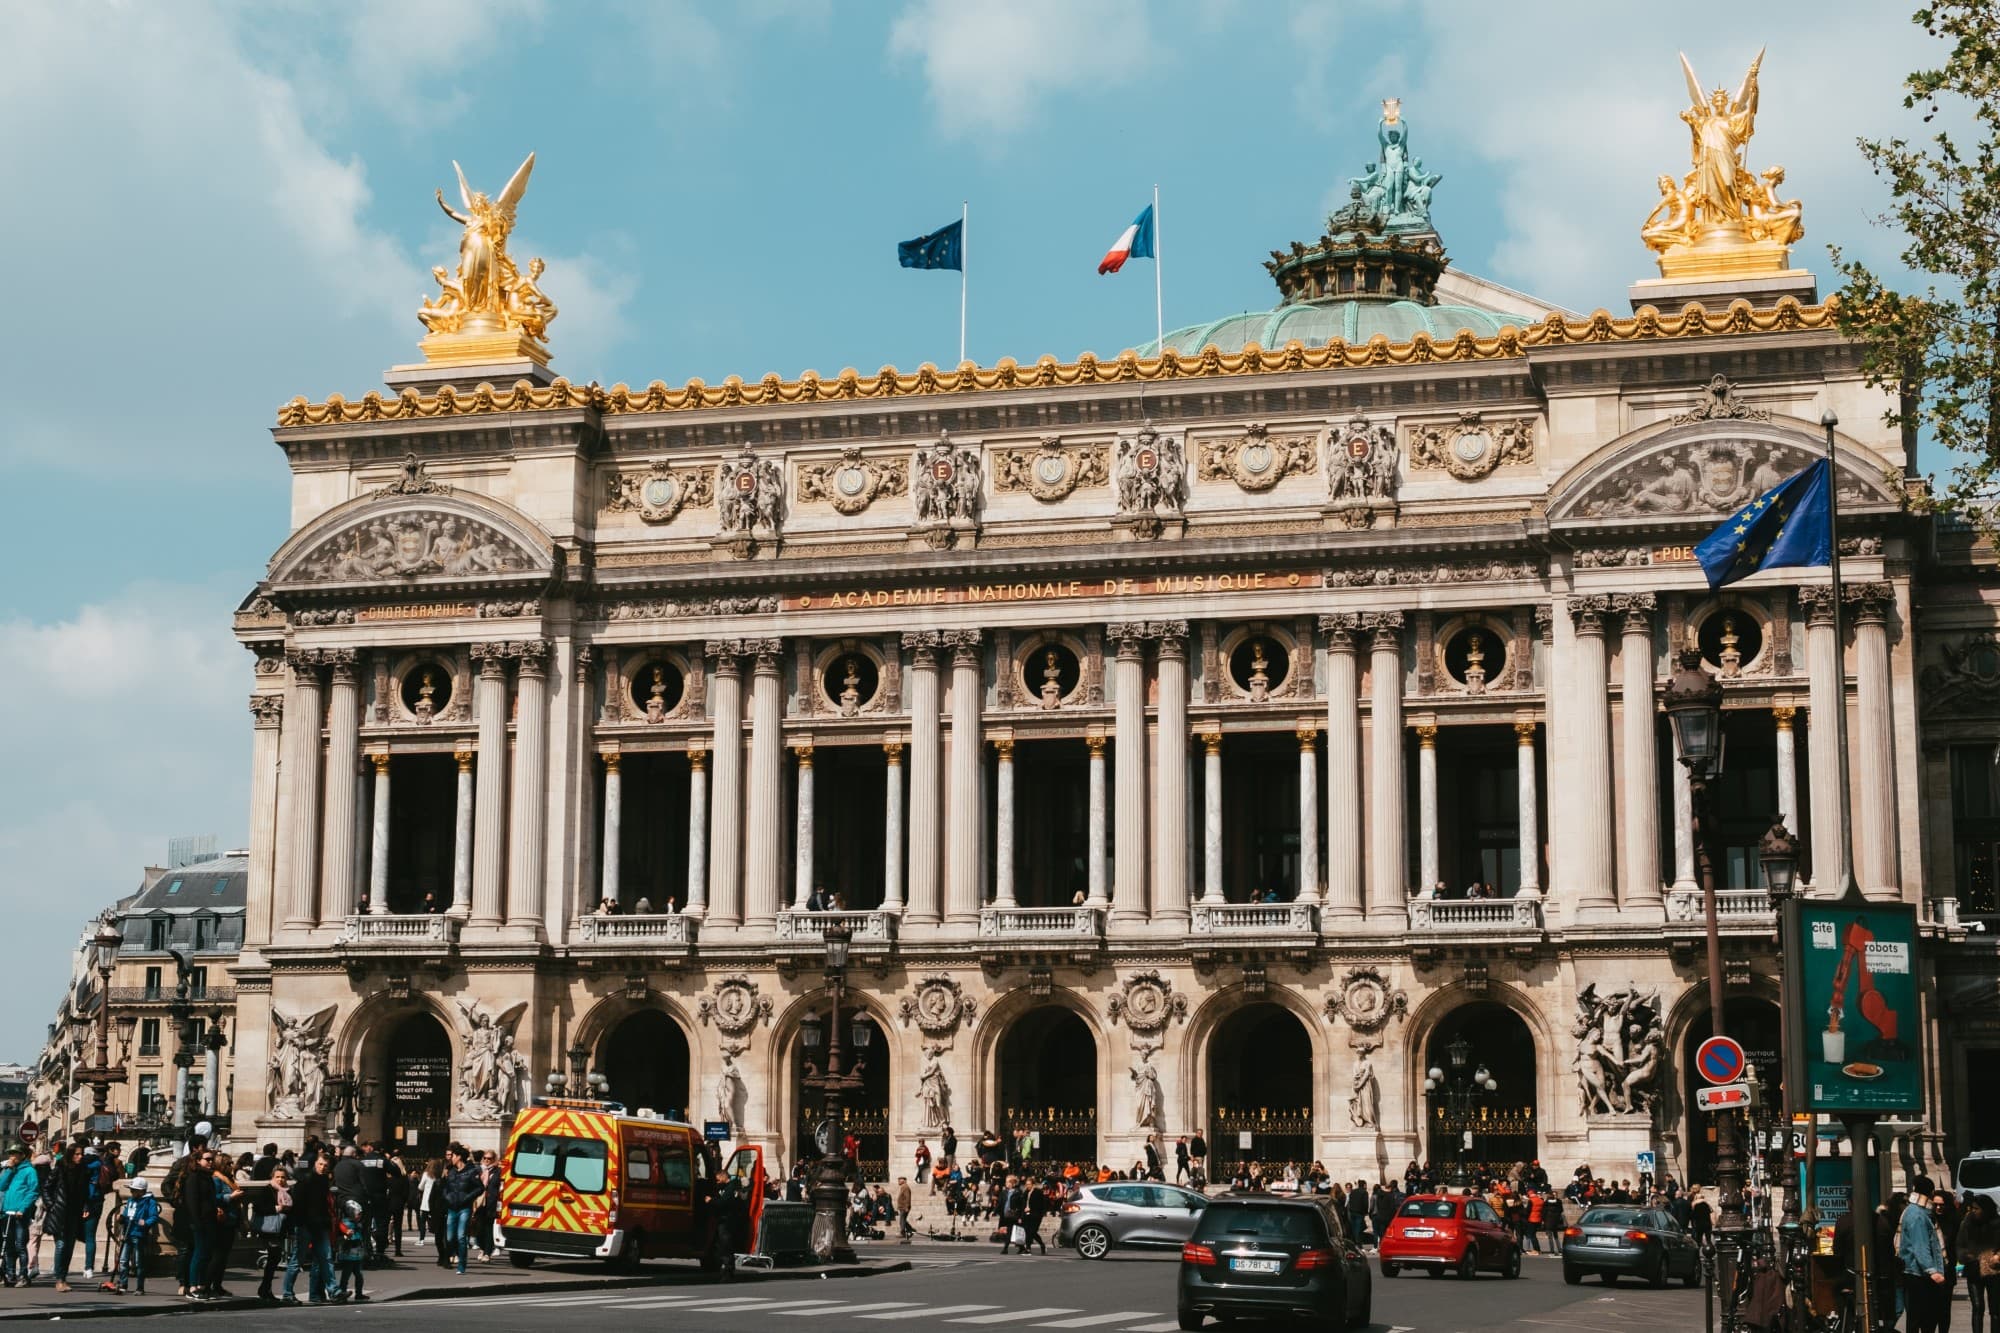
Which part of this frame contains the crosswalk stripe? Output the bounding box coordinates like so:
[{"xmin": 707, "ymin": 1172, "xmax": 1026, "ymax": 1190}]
[
  {"xmin": 1121, "ymin": 1323, "xmax": 1186, "ymax": 1332},
  {"xmin": 1033, "ymin": 1315, "xmax": 1162, "ymax": 1329},
  {"xmin": 601, "ymin": 1293, "xmax": 784, "ymax": 1309},
  {"xmin": 790, "ymin": 1302, "xmax": 924, "ymax": 1317},
  {"xmin": 947, "ymin": 1309, "xmax": 1083, "ymax": 1324},
  {"xmin": 860, "ymin": 1306, "xmax": 1003, "ymax": 1321}
]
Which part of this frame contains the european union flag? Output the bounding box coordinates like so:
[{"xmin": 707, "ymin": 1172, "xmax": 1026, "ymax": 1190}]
[
  {"xmin": 1694, "ymin": 458, "xmax": 1833, "ymax": 589},
  {"xmin": 897, "ymin": 219, "xmax": 963, "ymax": 272}
]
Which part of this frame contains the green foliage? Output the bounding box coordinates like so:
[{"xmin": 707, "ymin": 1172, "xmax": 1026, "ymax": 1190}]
[{"xmin": 1833, "ymin": 2, "xmax": 2000, "ymax": 512}]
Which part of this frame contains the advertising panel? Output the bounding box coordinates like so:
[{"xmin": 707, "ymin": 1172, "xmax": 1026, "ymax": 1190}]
[{"xmin": 1793, "ymin": 902, "xmax": 1923, "ymax": 1116}]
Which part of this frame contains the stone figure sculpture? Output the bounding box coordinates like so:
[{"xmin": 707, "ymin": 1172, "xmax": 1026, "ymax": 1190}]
[
  {"xmin": 1113, "ymin": 424, "xmax": 1187, "ymax": 526},
  {"xmin": 719, "ymin": 447, "xmax": 784, "ymax": 536},
  {"xmin": 1347, "ymin": 99, "xmax": 1443, "ymax": 233},
  {"xmin": 1130, "ymin": 1062, "xmax": 1164, "ymax": 1131},
  {"xmin": 457, "ymin": 999, "xmax": 527, "ymax": 1119},
  {"xmin": 1349, "ymin": 1042, "xmax": 1382, "ymax": 1129},
  {"xmin": 917, "ymin": 1044, "xmax": 950, "ymax": 1130},
  {"xmin": 267, "ymin": 1006, "xmax": 336, "ymax": 1119},
  {"xmin": 1571, "ymin": 984, "xmax": 1667, "ymax": 1116},
  {"xmin": 715, "ymin": 1048, "xmax": 747, "ymax": 1129}
]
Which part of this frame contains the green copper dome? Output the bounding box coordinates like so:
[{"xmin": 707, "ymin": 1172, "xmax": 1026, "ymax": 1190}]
[{"xmin": 1148, "ymin": 300, "xmax": 1525, "ymax": 356}]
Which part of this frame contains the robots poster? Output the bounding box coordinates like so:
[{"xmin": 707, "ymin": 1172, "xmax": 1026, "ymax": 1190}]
[{"xmin": 1794, "ymin": 902, "xmax": 1924, "ymax": 1116}]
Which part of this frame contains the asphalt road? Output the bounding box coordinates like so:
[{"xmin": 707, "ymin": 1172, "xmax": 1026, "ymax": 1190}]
[{"xmin": 170, "ymin": 1247, "xmax": 1707, "ymax": 1331}]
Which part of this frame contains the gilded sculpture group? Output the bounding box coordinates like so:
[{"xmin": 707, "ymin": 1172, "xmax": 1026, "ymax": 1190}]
[
  {"xmin": 1640, "ymin": 50, "xmax": 1805, "ymax": 264},
  {"xmin": 418, "ymin": 154, "xmax": 559, "ymax": 350}
]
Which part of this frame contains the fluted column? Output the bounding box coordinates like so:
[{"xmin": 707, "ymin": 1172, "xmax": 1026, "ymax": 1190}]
[
  {"xmin": 1109, "ymin": 623, "xmax": 1151, "ymax": 925},
  {"xmin": 281, "ymin": 655, "xmax": 326, "ymax": 930},
  {"xmin": 368, "ymin": 753, "xmax": 392, "ymax": 913},
  {"xmin": 945, "ymin": 630, "xmax": 984, "ymax": 925},
  {"xmin": 1153, "ymin": 622, "xmax": 1191, "ymax": 926},
  {"xmin": 319, "ymin": 651, "xmax": 362, "ymax": 921},
  {"xmin": 451, "ymin": 747, "xmax": 474, "ymax": 917},
  {"xmin": 506, "ymin": 641, "xmax": 550, "ymax": 928},
  {"xmin": 1617, "ymin": 593, "xmax": 1662, "ymax": 909},
  {"xmin": 1801, "ymin": 588, "xmax": 1847, "ymax": 893},
  {"xmin": 743, "ymin": 639, "xmax": 785, "ymax": 928},
  {"xmin": 994, "ymin": 739, "xmax": 1016, "ymax": 907},
  {"xmin": 1851, "ymin": 584, "xmax": 1899, "ymax": 900},
  {"xmin": 1201, "ymin": 728, "xmax": 1224, "ymax": 904},
  {"xmin": 1567, "ymin": 597, "xmax": 1618, "ymax": 913},
  {"xmin": 882, "ymin": 741, "xmax": 905, "ymax": 911},
  {"xmin": 792, "ymin": 742, "xmax": 815, "ymax": 910},
  {"xmin": 246, "ymin": 692, "xmax": 284, "ymax": 947},
  {"xmin": 685, "ymin": 743, "xmax": 709, "ymax": 916},
  {"xmin": 468, "ymin": 645, "xmax": 510, "ymax": 927},
  {"xmin": 1086, "ymin": 734, "xmax": 1109, "ymax": 906},
  {"xmin": 1773, "ymin": 706, "xmax": 1800, "ymax": 844},
  {"xmin": 1415, "ymin": 723, "xmax": 1439, "ymax": 896},
  {"xmin": 600, "ymin": 752, "xmax": 622, "ymax": 909},
  {"xmin": 1365, "ymin": 613, "xmax": 1406, "ymax": 916},
  {"xmin": 1319, "ymin": 614, "xmax": 1363, "ymax": 920},
  {"xmin": 352, "ymin": 755, "xmax": 373, "ymax": 914},
  {"xmin": 1671, "ymin": 747, "xmax": 1697, "ymax": 894},
  {"xmin": 903, "ymin": 633, "xmax": 944, "ymax": 924},
  {"xmin": 1298, "ymin": 722, "xmax": 1320, "ymax": 904},
  {"xmin": 705, "ymin": 644, "xmax": 746, "ymax": 925},
  {"xmin": 1515, "ymin": 720, "xmax": 1541, "ymax": 898}
]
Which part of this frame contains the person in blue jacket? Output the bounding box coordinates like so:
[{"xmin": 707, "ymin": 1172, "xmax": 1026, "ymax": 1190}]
[
  {"xmin": 0, "ymin": 1147, "xmax": 40, "ymax": 1287},
  {"xmin": 1899, "ymin": 1188, "xmax": 1950, "ymax": 1333}
]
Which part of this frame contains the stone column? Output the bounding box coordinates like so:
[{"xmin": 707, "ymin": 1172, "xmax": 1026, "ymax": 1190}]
[
  {"xmin": 882, "ymin": 741, "xmax": 905, "ymax": 911},
  {"xmin": 368, "ymin": 753, "xmax": 391, "ymax": 913},
  {"xmin": 352, "ymin": 755, "xmax": 373, "ymax": 914},
  {"xmin": 1801, "ymin": 588, "xmax": 1847, "ymax": 893},
  {"xmin": 1201, "ymin": 728, "xmax": 1224, "ymax": 904},
  {"xmin": 1773, "ymin": 706, "xmax": 1801, "ymax": 842},
  {"xmin": 945, "ymin": 630, "xmax": 984, "ymax": 925},
  {"xmin": 1567, "ymin": 596, "xmax": 1618, "ymax": 913},
  {"xmin": 685, "ymin": 743, "xmax": 709, "ymax": 916},
  {"xmin": 743, "ymin": 639, "xmax": 786, "ymax": 929},
  {"xmin": 281, "ymin": 653, "xmax": 326, "ymax": 931},
  {"xmin": 1415, "ymin": 722, "xmax": 1439, "ymax": 897},
  {"xmin": 1086, "ymin": 734, "xmax": 1109, "ymax": 906},
  {"xmin": 1153, "ymin": 622, "xmax": 1191, "ymax": 926},
  {"xmin": 1109, "ymin": 623, "xmax": 1151, "ymax": 925},
  {"xmin": 451, "ymin": 747, "xmax": 474, "ymax": 917},
  {"xmin": 1364, "ymin": 613, "xmax": 1406, "ymax": 916},
  {"xmin": 792, "ymin": 742, "xmax": 815, "ymax": 910},
  {"xmin": 1851, "ymin": 584, "xmax": 1900, "ymax": 900},
  {"xmin": 903, "ymin": 633, "xmax": 943, "ymax": 924},
  {"xmin": 705, "ymin": 645, "xmax": 746, "ymax": 925},
  {"xmin": 246, "ymin": 692, "xmax": 284, "ymax": 947},
  {"xmin": 319, "ymin": 650, "xmax": 362, "ymax": 921},
  {"xmin": 1298, "ymin": 722, "xmax": 1321, "ymax": 904},
  {"xmin": 600, "ymin": 751, "xmax": 622, "ymax": 909},
  {"xmin": 1319, "ymin": 614, "xmax": 1364, "ymax": 920},
  {"xmin": 506, "ymin": 642, "xmax": 550, "ymax": 928},
  {"xmin": 1515, "ymin": 720, "xmax": 1541, "ymax": 898},
  {"xmin": 1617, "ymin": 593, "xmax": 1663, "ymax": 909},
  {"xmin": 468, "ymin": 645, "xmax": 510, "ymax": 928},
  {"xmin": 994, "ymin": 739, "xmax": 1016, "ymax": 907}
]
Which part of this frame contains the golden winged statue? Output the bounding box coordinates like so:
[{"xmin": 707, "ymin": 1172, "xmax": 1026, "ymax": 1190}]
[
  {"xmin": 1640, "ymin": 48, "xmax": 1803, "ymax": 279},
  {"xmin": 418, "ymin": 152, "xmax": 558, "ymax": 362}
]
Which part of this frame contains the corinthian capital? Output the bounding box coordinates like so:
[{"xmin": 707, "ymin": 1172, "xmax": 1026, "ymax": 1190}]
[
  {"xmin": 1107, "ymin": 622, "xmax": 1151, "ymax": 657},
  {"xmin": 744, "ymin": 637, "xmax": 783, "ymax": 674},
  {"xmin": 943, "ymin": 628, "xmax": 983, "ymax": 668},
  {"xmin": 1845, "ymin": 581, "xmax": 1893, "ymax": 624},
  {"xmin": 1798, "ymin": 585, "xmax": 1838, "ymax": 626},
  {"xmin": 1318, "ymin": 612, "xmax": 1361, "ymax": 648},
  {"xmin": 1566, "ymin": 594, "xmax": 1614, "ymax": 636},
  {"xmin": 514, "ymin": 639, "xmax": 551, "ymax": 677},
  {"xmin": 1361, "ymin": 611, "xmax": 1403, "ymax": 650},
  {"xmin": 1148, "ymin": 620, "xmax": 1190, "ymax": 653},
  {"xmin": 1612, "ymin": 591, "xmax": 1657, "ymax": 636},
  {"xmin": 248, "ymin": 693, "xmax": 284, "ymax": 728}
]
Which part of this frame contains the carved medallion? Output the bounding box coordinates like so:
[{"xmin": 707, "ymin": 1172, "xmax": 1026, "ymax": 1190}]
[
  {"xmin": 897, "ymin": 974, "xmax": 978, "ymax": 1038},
  {"xmin": 1198, "ymin": 423, "xmax": 1319, "ymax": 493},
  {"xmin": 1323, "ymin": 966, "xmax": 1408, "ymax": 1036},
  {"xmin": 796, "ymin": 445, "xmax": 909, "ymax": 516},
  {"xmin": 696, "ymin": 975, "xmax": 774, "ymax": 1037},
  {"xmin": 607, "ymin": 460, "xmax": 715, "ymax": 524},
  {"xmin": 994, "ymin": 436, "xmax": 1110, "ymax": 502},
  {"xmin": 1108, "ymin": 969, "xmax": 1189, "ymax": 1037},
  {"xmin": 1407, "ymin": 413, "xmax": 1535, "ymax": 480}
]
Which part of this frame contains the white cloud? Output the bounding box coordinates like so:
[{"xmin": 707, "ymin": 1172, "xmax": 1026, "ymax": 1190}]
[{"xmin": 889, "ymin": 0, "xmax": 1161, "ymax": 139}]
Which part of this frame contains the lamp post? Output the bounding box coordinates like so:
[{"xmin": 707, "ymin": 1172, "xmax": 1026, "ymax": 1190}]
[
  {"xmin": 1664, "ymin": 646, "xmax": 1748, "ymax": 1328},
  {"xmin": 799, "ymin": 921, "xmax": 869, "ymax": 1263},
  {"xmin": 320, "ymin": 1066, "xmax": 378, "ymax": 1144},
  {"xmin": 1423, "ymin": 1034, "xmax": 1496, "ymax": 1187},
  {"xmin": 1759, "ymin": 817, "xmax": 1803, "ymax": 1233},
  {"xmin": 72, "ymin": 920, "xmax": 132, "ymax": 1126}
]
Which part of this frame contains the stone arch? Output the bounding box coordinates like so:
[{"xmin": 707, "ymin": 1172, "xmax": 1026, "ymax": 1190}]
[
  {"xmin": 263, "ymin": 489, "xmax": 559, "ymax": 591},
  {"xmin": 1659, "ymin": 975, "xmax": 1783, "ymax": 1184},
  {"xmin": 1403, "ymin": 980, "xmax": 1563, "ymax": 1150},
  {"xmin": 973, "ymin": 986, "xmax": 1110, "ymax": 1164},
  {"xmin": 574, "ymin": 990, "xmax": 702, "ymax": 1118},
  {"xmin": 332, "ymin": 989, "xmax": 462, "ymax": 1150},
  {"xmin": 1182, "ymin": 983, "xmax": 1331, "ymax": 1140}
]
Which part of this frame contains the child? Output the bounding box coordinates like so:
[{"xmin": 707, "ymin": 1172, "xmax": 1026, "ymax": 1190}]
[
  {"xmin": 108, "ymin": 1179, "xmax": 159, "ymax": 1295},
  {"xmin": 333, "ymin": 1198, "xmax": 370, "ymax": 1302}
]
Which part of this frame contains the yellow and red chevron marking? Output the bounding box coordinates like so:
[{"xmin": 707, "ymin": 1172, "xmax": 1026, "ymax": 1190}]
[{"xmin": 501, "ymin": 1107, "xmax": 620, "ymax": 1239}]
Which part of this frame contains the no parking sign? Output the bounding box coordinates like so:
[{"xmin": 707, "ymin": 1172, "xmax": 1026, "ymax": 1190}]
[{"xmin": 1695, "ymin": 1035, "xmax": 1747, "ymax": 1085}]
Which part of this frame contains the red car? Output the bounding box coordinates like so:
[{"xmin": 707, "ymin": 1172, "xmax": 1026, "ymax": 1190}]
[{"xmin": 1377, "ymin": 1194, "xmax": 1522, "ymax": 1280}]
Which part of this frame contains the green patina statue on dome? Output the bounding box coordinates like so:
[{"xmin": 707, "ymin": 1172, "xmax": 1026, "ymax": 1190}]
[{"xmin": 1346, "ymin": 98, "xmax": 1442, "ymax": 235}]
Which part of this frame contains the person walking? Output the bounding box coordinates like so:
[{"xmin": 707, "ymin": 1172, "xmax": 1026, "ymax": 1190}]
[
  {"xmin": 1348, "ymin": 1181, "xmax": 1372, "ymax": 1248},
  {"xmin": 46, "ymin": 1141, "xmax": 89, "ymax": 1292},
  {"xmin": 0, "ymin": 1147, "xmax": 38, "ymax": 1287},
  {"xmin": 333, "ymin": 1199, "xmax": 370, "ymax": 1302},
  {"xmin": 1175, "ymin": 1137, "xmax": 1192, "ymax": 1185},
  {"xmin": 438, "ymin": 1147, "xmax": 481, "ymax": 1275},
  {"xmin": 1189, "ymin": 1131, "xmax": 1209, "ymax": 1187},
  {"xmin": 1959, "ymin": 1193, "xmax": 2000, "ymax": 1333},
  {"xmin": 254, "ymin": 1166, "xmax": 294, "ymax": 1302},
  {"xmin": 282, "ymin": 1151, "xmax": 336, "ymax": 1305},
  {"xmin": 475, "ymin": 1151, "xmax": 502, "ymax": 1261},
  {"xmin": 1023, "ymin": 1178, "xmax": 1052, "ymax": 1256},
  {"xmin": 107, "ymin": 1179, "xmax": 159, "ymax": 1295},
  {"xmin": 894, "ymin": 1178, "xmax": 914, "ymax": 1242},
  {"xmin": 997, "ymin": 1175, "xmax": 1026, "ymax": 1255},
  {"xmin": 1899, "ymin": 1188, "xmax": 1950, "ymax": 1333},
  {"xmin": 203, "ymin": 1150, "xmax": 244, "ymax": 1297}
]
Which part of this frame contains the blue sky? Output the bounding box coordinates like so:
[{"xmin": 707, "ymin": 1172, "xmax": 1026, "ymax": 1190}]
[{"xmin": 0, "ymin": 0, "xmax": 1941, "ymax": 1061}]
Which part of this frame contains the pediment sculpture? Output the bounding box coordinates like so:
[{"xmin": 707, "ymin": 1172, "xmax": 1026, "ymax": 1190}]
[
  {"xmin": 1198, "ymin": 422, "xmax": 1319, "ymax": 492},
  {"xmin": 993, "ymin": 436, "xmax": 1109, "ymax": 502},
  {"xmin": 288, "ymin": 511, "xmax": 538, "ymax": 583},
  {"xmin": 799, "ymin": 445, "xmax": 909, "ymax": 516},
  {"xmin": 1566, "ymin": 436, "xmax": 1881, "ymax": 521}
]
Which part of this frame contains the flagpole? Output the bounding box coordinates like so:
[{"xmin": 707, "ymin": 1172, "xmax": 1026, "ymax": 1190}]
[
  {"xmin": 1152, "ymin": 184, "xmax": 1164, "ymax": 354},
  {"xmin": 959, "ymin": 200, "xmax": 968, "ymax": 366},
  {"xmin": 1821, "ymin": 409, "xmax": 1856, "ymax": 898}
]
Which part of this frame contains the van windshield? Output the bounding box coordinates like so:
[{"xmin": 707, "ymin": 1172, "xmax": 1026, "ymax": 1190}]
[
  {"xmin": 1961, "ymin": 1158, "xmax": 2000, "ymax": 1189},
  {"xmin": 511, "ymin": 1134, "xmax": 609, "ymax": 1193}
]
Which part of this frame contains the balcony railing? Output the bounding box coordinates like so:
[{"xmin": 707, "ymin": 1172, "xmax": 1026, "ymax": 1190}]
[
  {"xmin": 573, "ymin": 912, "xmax": 697, "ymax": 946},
  {"xmin": 979, "ymin": 905, "xmax": 1106, "ymax": 940},
  {"xmin": 107, "ymin": 987, "xmax": 237, "ymax": 1006},
  {"xmin": 1189, "ymin": 901, "xmax": 1320, "ymax": 937},
  {"xmin": 1407, "ymin": 897, "xmax": 1544, "ymax": 933},
  {"xmin": 1665, "ymin": 888, "xmax": 1776, "ymax": 926},
  {"xmin": 773, "ymin": 910, "xmax": 897, "ymax": 945},
  {"xmin": 335, "ymin": 914, "xmax": 461, "ymax": 947}
]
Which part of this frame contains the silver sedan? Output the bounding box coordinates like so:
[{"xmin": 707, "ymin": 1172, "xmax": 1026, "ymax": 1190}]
[{"xmin": 1058, "ymin": 1182, "xmax": 1210, "ymax": 1259}]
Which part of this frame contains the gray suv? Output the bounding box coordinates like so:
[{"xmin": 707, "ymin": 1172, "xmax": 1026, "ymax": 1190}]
[{"xmin": 1059, "ymin": 1182, "xmax": 1210, "ymax": 1258}]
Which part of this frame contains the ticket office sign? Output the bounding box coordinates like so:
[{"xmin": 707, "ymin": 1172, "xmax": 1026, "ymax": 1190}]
[{"xmin": 1789, "ymin": 901, "xmax": 1924, "ymax": 1117}]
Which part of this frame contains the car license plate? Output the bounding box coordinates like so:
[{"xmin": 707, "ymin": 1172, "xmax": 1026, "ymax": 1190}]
[
  {"xmin": 508, "ymin": 1204, "xmax": 542, "ymax": 1219},
  {"xmin": 1230, "ymin": 1258, "xmax": 1282, "ymax": 1274},
  {"xmin": 1587, "ymin": 1235, "xmax": 1619, "ymax": 1246},
  {"xmin": 1403, "ymin": 1227, "xmax": 1435, "ymax": 1238}
]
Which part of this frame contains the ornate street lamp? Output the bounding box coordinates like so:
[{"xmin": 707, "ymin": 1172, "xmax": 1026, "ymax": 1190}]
[
  {"xmin": 73, "ymin": 919, "xmax": 131, "ymax": 1126},
  {"xmin": 800, "ymin": 920, "xmax": 867, "ymax": 1263},
  {"xmin": 320, "ymin": 1065, "xmax": 377, "ymax": 1144},
  {"xmin": 1760, "ymin": 818, "xmax": 1800, "ymax": 903},
  {"xmin": 1424, "ymin": 1035, "xmax": 1496, "ymax": 1187}
]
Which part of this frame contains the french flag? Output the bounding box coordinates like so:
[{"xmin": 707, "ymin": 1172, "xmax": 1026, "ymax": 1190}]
[{"xmin": 1097, "ymin": 204, "xmax": 1155, "ymax": 274}]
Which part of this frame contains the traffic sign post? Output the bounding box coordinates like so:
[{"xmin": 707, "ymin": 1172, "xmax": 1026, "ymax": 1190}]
[
  {"xmin": 1695, "ymin": 1035, "xmax": 1748, "ymax": 1085},
  {"xmin": 1696, "ymin": 1082, "xmax": 1757, "ymax": 1112}
]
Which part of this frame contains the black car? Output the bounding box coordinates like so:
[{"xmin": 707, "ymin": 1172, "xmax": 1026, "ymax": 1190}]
[
  {"xmin": 1560, "ymin": 1206, "xmax": 1702, "ymax": 1288},
  {"xmin": 1177, "ymin": 1193, "xmax": 1372, "ymax": 1330}
]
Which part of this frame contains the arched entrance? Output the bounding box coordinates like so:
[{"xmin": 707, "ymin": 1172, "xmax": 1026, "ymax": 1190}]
[
  {"xmin": 380, "ymin": 1012, "xmax": 452, "ymax": 1156},
  {"xmin": 599, "ymin": 1010, "xmax": 691, "ymax": 1120},
  {"xmin": 998, "ymin": 1007, "xmax": 1098, "ymax": 1168},
  {"xmin": 1208, "ymin": 1005, "xmax": 1313, "ymax": 1170},
  {"xmin": 1424, "ymin": 1003, "xmax": 1537, "ymax": 1180},
  {"xmin": 1681, "ymin": 998, "xmax": 1782, "ymax": 1186},
  {"xmin": 792, "ymin": 1011, "xmax": 889, "ymax": 1180}
]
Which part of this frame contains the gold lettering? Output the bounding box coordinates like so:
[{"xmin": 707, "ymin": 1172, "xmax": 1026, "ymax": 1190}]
[{"xmin": 1253, "ymin": 573, "xmax": 1267, "ymax": 589}]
